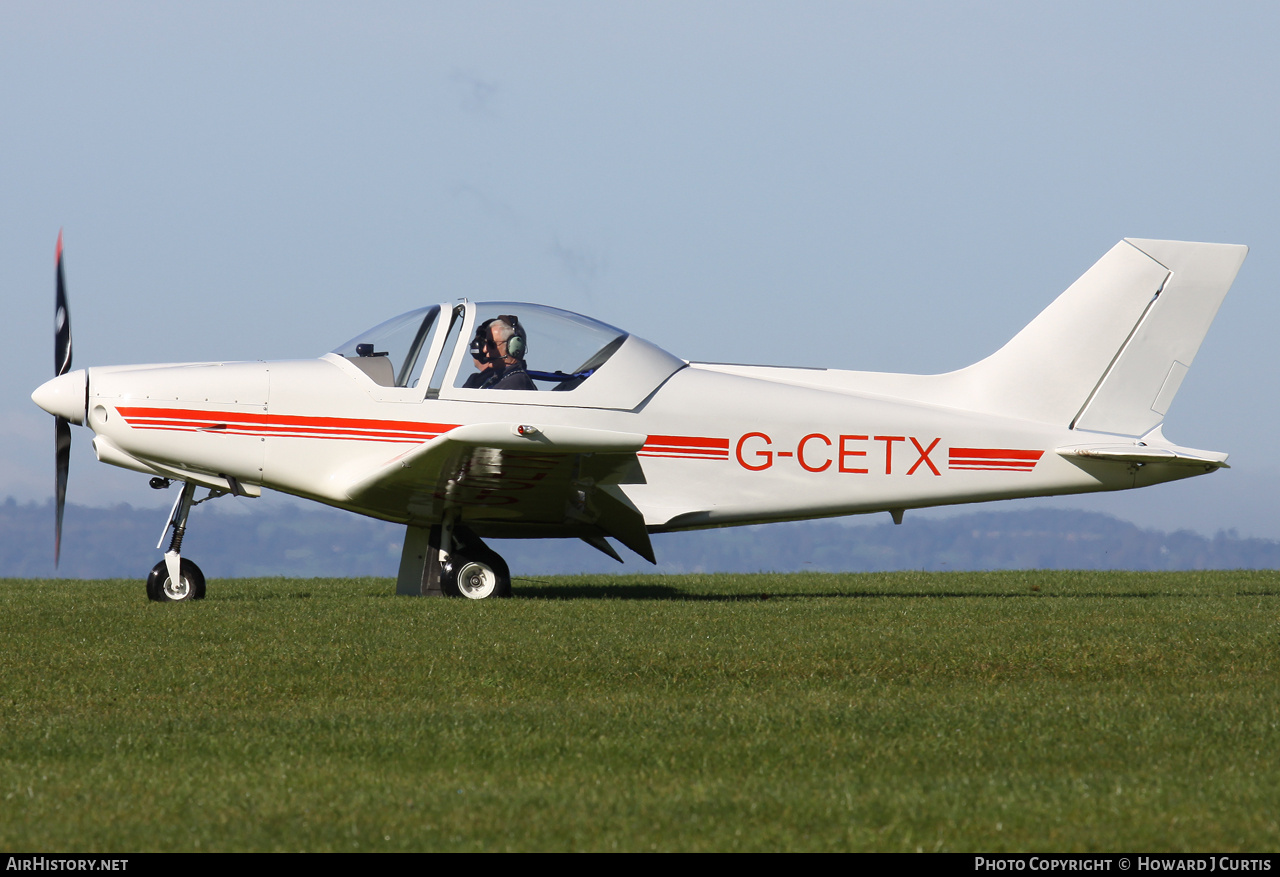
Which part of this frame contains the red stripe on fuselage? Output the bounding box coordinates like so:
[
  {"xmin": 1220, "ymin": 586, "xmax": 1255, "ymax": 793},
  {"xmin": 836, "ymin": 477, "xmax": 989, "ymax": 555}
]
[
  {"xmin": 641, "ymin": 434, "xmax": 729, "ymax": 460},
  {"xmin": 117, "ymin": 406, "xmax": 458, "ymax": 443},
  {"xmin": 949, "ymin": 463, "xmax": 1038, "ymax": 470},
  {"xmin": 638, "ymin": 450, "xmax": 728, "ymax": 460},
  {"xmin": 949, "ymin": 448, "xmax": 1044, "ymax": 461},
  {"xmin": 948, "ymin": 447, "xmax": 1043, "ymax": 472},
  {"xmin": 643, "ymin": 434, "xmax": 730, "ymax": 451}
]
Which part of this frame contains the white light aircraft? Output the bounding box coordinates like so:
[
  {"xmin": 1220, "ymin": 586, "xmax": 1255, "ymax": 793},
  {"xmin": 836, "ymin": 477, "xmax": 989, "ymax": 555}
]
[{"xmin": 32, "ymin": 236, "xmax": 1247, "ymax": 601}]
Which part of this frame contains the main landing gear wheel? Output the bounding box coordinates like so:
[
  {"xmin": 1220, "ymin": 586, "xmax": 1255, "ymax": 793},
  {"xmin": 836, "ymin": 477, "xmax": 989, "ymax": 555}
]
[
  {"xmin": 443, "ymin": 545, "xmax": 511, "ymax": 600},
  {"xmin": 146, "ymin": 558, "xmax": 206, "ymax": 602}
]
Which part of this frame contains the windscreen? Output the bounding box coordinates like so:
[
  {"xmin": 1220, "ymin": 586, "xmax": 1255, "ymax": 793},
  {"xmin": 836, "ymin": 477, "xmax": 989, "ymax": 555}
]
[{"xmin": 332, "ymin": 305, "xmax": 441, "ymax": 388}]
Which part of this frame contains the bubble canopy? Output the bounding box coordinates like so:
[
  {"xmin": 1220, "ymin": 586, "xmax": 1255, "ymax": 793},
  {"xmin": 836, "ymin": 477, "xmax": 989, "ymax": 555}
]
[
  {"xmin": 331, "ymin": 302, "xmax": 684, "ymax": 407},
  {"xmin": 453, "ymin": 302, "xmax": 629, "ymax": 390}
]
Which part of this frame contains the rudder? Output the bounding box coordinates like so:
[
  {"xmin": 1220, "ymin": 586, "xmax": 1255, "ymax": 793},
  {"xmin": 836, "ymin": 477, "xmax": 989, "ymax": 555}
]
[{"xmin": 1070, "ymin": 239, "xmax": 1247, "ymax": 436}]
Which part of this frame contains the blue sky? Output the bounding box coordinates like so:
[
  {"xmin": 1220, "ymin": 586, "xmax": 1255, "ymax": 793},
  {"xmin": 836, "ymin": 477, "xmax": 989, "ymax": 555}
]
[{"xmin": 3, "ymin": 1, "xmax": 1278, "ymax": 541}]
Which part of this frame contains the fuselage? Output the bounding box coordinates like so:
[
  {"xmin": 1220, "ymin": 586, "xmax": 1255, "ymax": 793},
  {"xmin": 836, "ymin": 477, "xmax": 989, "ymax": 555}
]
[
  {"xmin": 65, "ymin": 352, "xmax": 1190, "ymax": 536},
  {"xmin": 33, "ymin": 294, "xmax": 1225, "ymax": 546}
]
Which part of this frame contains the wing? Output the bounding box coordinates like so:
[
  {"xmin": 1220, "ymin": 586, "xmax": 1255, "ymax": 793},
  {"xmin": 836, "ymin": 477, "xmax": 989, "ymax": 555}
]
[{"xmin": 340, "ymin": 422, "xmax": 656, "ymax": 561}]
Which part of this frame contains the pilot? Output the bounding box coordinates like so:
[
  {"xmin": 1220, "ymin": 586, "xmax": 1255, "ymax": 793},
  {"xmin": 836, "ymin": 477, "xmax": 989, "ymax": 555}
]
[
  {"xmin": 460, "ymin": 352, "xmax": 493, "ymax": 389},
  {"xmin": 466, "ymin": 316, "xmax": 536, "ymax": 391}
]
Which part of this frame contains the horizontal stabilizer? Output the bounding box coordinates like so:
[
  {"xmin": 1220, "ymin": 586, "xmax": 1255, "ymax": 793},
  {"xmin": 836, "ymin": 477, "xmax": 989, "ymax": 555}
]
[{"xmin": 1057, "ymin": 443, "xmax": 1229, "ymax": 470}]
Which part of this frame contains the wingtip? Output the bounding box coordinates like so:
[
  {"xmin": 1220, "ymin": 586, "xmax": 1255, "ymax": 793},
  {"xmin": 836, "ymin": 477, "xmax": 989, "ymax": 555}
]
[{"xmin": 56, "ymin": 229, "xmax": 63, "ymax": 264}]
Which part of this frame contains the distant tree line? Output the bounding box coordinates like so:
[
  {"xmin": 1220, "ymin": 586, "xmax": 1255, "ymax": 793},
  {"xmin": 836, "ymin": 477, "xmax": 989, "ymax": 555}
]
[{"xmin": 3, "ymin": 496, "xmax": 1277, "ymax": 580}]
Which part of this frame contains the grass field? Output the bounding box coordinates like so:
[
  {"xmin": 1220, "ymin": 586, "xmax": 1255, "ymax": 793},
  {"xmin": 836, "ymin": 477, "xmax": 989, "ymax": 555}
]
[{"xmin": 1, "ymin": 571, "xmax": 1277, "ymax": 852}]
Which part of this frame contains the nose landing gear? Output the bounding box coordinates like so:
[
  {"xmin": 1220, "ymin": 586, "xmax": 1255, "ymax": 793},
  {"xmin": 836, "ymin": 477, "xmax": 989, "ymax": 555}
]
[{"xmin": 144, "ymin": 479, "xmax": 230, "ymax": 603}]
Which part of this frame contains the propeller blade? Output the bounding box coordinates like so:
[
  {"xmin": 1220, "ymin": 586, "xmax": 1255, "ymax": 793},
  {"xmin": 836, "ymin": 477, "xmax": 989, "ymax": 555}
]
[
  {"xmin": 55, "ymin": 416, "xmax": 70, "ymax": 567},
  {"xmin": 53, "ymin": 232, "xmax": 73, "ymax": 567},
  {"xmin": 55, "ymin": 230, "xmax": 72, "ymax": 377}
]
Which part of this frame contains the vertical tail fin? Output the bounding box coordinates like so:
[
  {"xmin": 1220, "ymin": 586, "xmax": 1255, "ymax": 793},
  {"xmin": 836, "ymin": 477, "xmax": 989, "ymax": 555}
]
[{"xmin": 954, "ymin": 239, "xmax": 1247, "ymax": 435}]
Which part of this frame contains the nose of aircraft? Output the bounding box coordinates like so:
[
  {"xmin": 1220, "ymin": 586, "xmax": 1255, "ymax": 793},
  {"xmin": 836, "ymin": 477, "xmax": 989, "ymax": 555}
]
[{"xmin": 32, "ymin": 369, "xmax": 87, "ymax": 425}]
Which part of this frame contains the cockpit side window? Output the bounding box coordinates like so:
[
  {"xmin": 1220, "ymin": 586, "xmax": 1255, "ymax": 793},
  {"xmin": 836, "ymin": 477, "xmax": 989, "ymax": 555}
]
[
  {"xmin": 454, "ymin": 303, "xmax": 629, "ymax": 392},
  {"xmin": 332, "ymin": 305, "xmax": 441, "ymax": 388}
]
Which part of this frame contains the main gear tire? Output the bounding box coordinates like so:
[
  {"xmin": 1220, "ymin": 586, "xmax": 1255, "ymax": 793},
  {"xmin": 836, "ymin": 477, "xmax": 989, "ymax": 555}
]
[{"xmin": 443, "ymin": 546, "xmax": 511, "ymax": 600}]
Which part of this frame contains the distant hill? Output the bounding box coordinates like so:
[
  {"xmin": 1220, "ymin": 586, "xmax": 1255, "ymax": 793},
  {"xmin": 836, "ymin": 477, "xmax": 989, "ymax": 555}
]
[{"xmin": 3, "ymin": 496, "xmax": 1277, "ymax": 580}]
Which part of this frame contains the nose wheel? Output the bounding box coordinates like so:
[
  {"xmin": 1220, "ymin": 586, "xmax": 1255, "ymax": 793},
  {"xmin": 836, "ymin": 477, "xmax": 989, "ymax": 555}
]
[{"xmin": 146, "ymin": 557, "xmax": 206, "ymax": 602}]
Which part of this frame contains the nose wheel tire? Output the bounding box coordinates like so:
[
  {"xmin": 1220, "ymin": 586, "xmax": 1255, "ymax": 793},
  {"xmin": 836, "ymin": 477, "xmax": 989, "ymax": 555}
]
[
  {"xmin": 443, "ymin": 546, "xmax": 511, "ymax": 600},
  {"xmin": 146, "ymin": 558, "xmax": 207, "ymax": 602}
]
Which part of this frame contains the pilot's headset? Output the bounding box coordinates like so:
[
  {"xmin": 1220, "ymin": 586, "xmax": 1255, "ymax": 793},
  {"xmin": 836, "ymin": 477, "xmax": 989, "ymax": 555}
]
[
  {"xmin": 469, "ymin": 316, "xmax": 528, "ymax": 362},
  {"xmin": 496, "ymin": 315, "xmax": 528, "ymax": 360}
]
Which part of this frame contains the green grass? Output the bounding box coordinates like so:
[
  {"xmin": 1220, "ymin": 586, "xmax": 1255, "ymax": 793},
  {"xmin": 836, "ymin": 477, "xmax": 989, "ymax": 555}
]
[{"xmin": 1, "ymin": 571, "xmax": 1278, "ymax": 851}]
